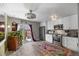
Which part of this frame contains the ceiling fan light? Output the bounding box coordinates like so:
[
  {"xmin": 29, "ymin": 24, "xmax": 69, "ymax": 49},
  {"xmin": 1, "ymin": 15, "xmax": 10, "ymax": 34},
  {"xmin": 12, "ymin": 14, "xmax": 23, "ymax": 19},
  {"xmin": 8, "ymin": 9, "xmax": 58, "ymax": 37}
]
[
  {"xmin": 27, "ymin": 13, "xmax": 36, "ymax": 19},
  {"xmin": 25, "ymin": 10, "xmax": 36, "ymax": 19}
]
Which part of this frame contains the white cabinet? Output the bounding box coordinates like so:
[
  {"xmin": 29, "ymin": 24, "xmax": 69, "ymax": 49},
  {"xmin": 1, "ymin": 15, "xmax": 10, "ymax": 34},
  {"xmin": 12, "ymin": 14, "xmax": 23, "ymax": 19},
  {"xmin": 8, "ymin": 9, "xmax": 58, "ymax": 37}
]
[
  {"xmin": 62, "ymin": 37, "xmax": 67, "ymax": 47},
  {"xmin": 69, "ymin": 37, "xmax": 78, "ymax": 51},
  {"xmin": 62, "ymin": 17, "xmax": 70, "ymax": 29},
  {"xmin": 69, "ymin": 15, "xmax": 78, "ymax": 29},
  {"xmin": 45, "ymin": 34, "xmax": 53, "ymax": 43},
  {"xmin": 61, "ymin": 15, "xmax": 78, "ymax": 30},
  {"xmin": 47, "ymin": 20, "xmax": 54, "ymax": 30},
  {"xmin": 62, "ymin": 37, "xmax": 78, "ymax": 52}
]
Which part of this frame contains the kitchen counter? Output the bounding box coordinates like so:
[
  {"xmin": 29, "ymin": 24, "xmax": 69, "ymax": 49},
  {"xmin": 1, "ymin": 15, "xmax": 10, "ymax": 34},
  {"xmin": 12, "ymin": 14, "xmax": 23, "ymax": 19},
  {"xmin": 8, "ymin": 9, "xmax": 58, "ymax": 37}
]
[{"xmin": 63, "ymin": 36, "xmax": 78, "ymax": 38}]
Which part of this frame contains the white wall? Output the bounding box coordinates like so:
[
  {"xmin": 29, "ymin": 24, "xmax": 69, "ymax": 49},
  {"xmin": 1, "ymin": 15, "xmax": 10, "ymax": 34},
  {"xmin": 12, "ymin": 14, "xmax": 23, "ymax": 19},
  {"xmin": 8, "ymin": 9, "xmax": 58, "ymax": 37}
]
[
  {"xmin": 7, "ymin": 17, "xmax": 21, "ymax": 32},
  {"xmin": 0, "ymin": 4, "xmax": 27, "ymax": 20},
  {"xmin": 27, "ymin": 21, "xmax": 40, "ymax": 40},
  {"xmin": 0, "ymin": 15, "xmax": 4, "ymax": 22},
  {"xmin": 10, "ymin": 17, "xmax": 21, "ymax": 24},
  {"xmin": 40, "ymin": 21, "xmax": 46, "ymax": 27}
]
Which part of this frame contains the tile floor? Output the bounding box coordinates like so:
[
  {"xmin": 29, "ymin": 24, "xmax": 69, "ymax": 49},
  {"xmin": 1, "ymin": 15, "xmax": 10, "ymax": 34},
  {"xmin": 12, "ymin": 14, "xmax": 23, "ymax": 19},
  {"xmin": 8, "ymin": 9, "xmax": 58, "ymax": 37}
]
[
  {"xmin": 6, "ymin": 41, "xmax": 79, "ymax": 56},
  {"xmin": 8, "ymin": 42, "xmax": 42, "ymax": 56}
]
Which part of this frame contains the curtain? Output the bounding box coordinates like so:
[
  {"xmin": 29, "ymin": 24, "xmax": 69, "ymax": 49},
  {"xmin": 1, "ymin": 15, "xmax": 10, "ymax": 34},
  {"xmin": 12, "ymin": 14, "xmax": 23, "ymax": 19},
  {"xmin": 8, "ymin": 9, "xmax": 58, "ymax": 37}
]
[{"xmin": 29, "ymin": 24, "xmax": 36, "ymax": 41}]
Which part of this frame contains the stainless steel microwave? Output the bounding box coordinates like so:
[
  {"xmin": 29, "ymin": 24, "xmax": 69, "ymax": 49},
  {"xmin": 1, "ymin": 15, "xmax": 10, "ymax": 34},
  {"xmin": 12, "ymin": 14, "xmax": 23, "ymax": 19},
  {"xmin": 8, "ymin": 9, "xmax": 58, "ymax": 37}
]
[{"xmin": 54, "ymin": 24, "xmax": 63, "ymax": 30}]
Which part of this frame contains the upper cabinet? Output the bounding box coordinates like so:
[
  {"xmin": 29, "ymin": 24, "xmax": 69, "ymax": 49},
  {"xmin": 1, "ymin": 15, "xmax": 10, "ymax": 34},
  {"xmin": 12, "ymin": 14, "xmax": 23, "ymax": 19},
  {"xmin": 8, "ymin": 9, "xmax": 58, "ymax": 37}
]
[
  {"xmin": 61, "ymin": 15, "xmax": 78, "ymax": 30},
  {"xmin": 69, "ymin": 15, "xmax": 78, "ymax": 29},
  {"xmin": 46, "ymin": 20, "xmax": 54, "ymax": 30},
  {"xmin": 62, "ymin": 17, "xmax": 70, "ymax": 29}
]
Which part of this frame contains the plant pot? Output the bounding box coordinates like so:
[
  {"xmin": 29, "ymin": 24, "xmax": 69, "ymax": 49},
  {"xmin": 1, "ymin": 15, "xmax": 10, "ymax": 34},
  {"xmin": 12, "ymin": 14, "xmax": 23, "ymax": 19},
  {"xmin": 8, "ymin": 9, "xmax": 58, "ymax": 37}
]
[{"xmin": 7, "ymin": 36, "xmax": 19, "ymax": 51}]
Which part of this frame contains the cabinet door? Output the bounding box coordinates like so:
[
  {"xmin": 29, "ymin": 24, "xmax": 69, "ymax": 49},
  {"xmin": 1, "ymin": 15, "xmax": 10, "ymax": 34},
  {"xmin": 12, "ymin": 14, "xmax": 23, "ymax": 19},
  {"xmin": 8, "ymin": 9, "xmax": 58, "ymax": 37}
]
[
  {"xmin": 45, "ymin": 34, "xmax": 53, "ymax": 43},
  {"xmin": 69, "ymin": 38, "xmax": 78, "ymax": 51},
  {"xmin": 47, "ymin": 21, "xmax": 53, "ymax": 30},
  {"xmin": 62, "ymin": 18, "xmax": 70, "ymax": 30},
  {"xmin": 70, "ymin": 15, "xmax": 78, "ymax": 29},
  {"xmin": 62, "ymin": 37, "xmax": 78, "ymax": 52},
  {"xmin": 62, "ymin": 37, "xmax": 67, "ymax": 47},
  {"xmin": 67, "ymin": 37, "xmax": 72, "ymax": 49}
]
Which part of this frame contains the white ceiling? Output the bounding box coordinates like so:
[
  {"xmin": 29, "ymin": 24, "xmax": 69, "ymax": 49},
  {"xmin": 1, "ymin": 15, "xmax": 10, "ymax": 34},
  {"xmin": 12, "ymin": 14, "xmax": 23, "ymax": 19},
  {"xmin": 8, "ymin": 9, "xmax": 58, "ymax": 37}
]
[{"xmin": 0, "ymin": 3, "xmax": 77, "ymax": 22}]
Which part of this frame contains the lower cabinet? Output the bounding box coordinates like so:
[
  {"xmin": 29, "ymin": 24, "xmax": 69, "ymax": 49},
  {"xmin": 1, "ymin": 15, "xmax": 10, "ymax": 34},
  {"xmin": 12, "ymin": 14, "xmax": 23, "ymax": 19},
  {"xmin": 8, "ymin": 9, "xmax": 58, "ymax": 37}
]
[
  {"xmin": 45, "ymin": 34, "xmax": 53, "ymax": 43},
  {"xmin": 62, "ymin": 37, "xmax": 67, "ymax": 47},
  {"xmin": 62, "ymin": 37, "xmax": 78, "ymax": 52}
]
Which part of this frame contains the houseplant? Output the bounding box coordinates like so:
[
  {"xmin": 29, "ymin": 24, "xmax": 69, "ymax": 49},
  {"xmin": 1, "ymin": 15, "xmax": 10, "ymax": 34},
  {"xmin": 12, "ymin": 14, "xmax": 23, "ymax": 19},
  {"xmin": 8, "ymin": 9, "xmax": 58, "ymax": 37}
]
[
  {"xmin": 8, "ymin": 30, "xmax": 23, "ymax": 45},
  {"xmin": 15, "ymin": 30, "xmax": 23, "ymax": 45},
  {"xmin": 7, "ymin": 30, "xmax": 23, "ymax": 51},
  {"xmin": 0, "ymin": 32, "xmax": 4, "ymax": 42},
  {"xmin": 7, "ymin": 31, "xmax": 19, "ymax": 51}
]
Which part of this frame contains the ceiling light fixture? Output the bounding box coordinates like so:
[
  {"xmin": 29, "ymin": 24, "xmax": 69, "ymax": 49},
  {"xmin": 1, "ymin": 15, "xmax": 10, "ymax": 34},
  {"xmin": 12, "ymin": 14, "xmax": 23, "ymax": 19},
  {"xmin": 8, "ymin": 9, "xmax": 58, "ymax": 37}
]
[
  {"xmin": 51, "ymin": 15, "xmax": 58, "ymax": 21},
  {"xmin": 25, "ymin": 10, "xmax": 36, "ymax": 19}
]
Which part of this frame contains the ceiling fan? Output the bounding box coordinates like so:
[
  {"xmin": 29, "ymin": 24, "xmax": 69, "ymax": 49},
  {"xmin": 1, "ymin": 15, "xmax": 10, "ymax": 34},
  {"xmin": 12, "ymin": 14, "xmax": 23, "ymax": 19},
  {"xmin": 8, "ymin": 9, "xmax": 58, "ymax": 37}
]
[{"xmin": 25, "ymin": 10, "xmax": 36, "ymax": 19}]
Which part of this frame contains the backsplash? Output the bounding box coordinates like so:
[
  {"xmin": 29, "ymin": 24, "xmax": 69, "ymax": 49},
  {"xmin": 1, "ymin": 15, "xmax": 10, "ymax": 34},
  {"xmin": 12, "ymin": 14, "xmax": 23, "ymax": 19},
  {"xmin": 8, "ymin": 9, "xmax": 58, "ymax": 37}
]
[{"xmin": 65, "ymin": 30, "xmax": 78, "ymax": 37}]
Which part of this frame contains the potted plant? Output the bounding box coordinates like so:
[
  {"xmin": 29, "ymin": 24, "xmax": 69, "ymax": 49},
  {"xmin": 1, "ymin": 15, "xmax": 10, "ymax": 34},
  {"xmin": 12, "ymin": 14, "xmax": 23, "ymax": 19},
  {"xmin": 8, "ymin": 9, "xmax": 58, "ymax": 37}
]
[
  {"xmin": 15, "ymin": 30, "xmax": 23, "ymax": 45},
  {"xmin": 7, "ymin": 30, "xmax": 23, "ymax": 51},
  {"xmin": 0, "ymin": 32, "xmax": 4, "ymax": 42}
]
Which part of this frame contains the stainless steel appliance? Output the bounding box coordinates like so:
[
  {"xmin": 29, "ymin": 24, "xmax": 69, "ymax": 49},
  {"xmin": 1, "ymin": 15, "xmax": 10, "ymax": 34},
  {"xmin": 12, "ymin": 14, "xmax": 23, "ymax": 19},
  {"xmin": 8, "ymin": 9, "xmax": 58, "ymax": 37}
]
[
  {"xmin": 54, "ymin": 24, "xmax": 63, "ymax": 30},
  {"xmin": 53, "ymin": 24, "xmax": 63, "ymax": 46}
]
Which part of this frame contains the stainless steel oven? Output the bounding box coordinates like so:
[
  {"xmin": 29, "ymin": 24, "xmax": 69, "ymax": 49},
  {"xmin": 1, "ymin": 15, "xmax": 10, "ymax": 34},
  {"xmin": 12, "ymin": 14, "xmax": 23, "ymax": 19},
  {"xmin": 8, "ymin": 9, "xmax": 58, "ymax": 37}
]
[{"xmin": 53, "ymin": 24, "xmax": 63, "ymax": 46}]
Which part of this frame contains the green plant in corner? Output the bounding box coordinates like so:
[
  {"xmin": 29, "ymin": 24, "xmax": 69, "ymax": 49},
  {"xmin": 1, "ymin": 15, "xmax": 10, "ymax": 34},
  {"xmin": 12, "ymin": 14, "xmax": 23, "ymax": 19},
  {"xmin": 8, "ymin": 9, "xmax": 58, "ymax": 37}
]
[
  {"xmin": 0, "ymin": 32, "xmax": 4, "ymax": 41},
  {"xmin": 16, "ymin": 30, "xmax": 23, "ymax": 45},
  {"xmin": 8, "ymin": 30, "xmax": 23, "ymax": 46}
]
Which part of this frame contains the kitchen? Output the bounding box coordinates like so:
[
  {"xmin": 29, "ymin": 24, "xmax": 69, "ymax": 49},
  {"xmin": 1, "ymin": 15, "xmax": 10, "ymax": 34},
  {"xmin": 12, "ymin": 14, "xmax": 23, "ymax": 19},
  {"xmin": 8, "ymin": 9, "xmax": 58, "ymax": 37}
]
[{"xmin": 40, "ymin": 14, "xmax": 79, "ymax": 52}]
